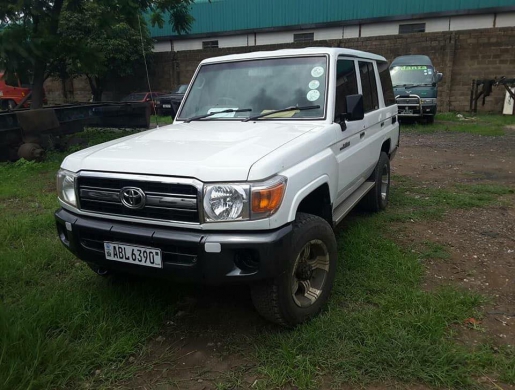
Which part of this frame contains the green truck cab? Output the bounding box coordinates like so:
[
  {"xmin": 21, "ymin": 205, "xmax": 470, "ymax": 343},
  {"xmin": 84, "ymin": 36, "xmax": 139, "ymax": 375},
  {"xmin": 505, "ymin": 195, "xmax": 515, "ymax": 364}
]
[{"xmin": 390, "ymin": 55, "xmax": 443, "ymax": 123}]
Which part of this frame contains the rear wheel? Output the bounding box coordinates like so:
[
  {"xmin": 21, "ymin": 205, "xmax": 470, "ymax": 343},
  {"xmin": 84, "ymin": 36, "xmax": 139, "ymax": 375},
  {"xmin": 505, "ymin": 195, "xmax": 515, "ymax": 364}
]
[
  {"xmin": 251, "ymin": 213, "xmax": 337, "ymax": 327},
  {"xmin": 360, "ymin": 152, "xmax": 390, "ymax": 212}
]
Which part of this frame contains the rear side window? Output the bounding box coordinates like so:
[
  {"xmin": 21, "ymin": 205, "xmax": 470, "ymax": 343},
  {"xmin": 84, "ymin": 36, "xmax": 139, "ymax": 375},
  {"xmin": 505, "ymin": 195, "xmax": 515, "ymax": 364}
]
[
  {"xmin": 334, "ymin": 59, "xmax": 359, "ymax": 118},
  {"xmin": 377, "ymin": 61, "xmax": 396, "ymax": 106},
  {"xmin": 358, "ymin": 61, "xmax": 379, "ymax": 113}
]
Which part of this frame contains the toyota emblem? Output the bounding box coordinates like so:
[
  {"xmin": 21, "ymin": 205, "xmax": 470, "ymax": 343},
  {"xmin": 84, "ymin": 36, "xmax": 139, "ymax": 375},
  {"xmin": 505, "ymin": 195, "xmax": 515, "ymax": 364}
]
[{"xmin": 120, "ymin": 187, "xmax": 146, "ymax": 209}]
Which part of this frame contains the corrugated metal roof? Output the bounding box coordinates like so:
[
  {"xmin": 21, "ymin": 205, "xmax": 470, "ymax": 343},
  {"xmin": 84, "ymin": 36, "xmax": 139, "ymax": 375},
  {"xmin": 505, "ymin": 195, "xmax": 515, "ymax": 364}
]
[{"xmin": 149, "ymin": 0, "xmax": 515, "ymax": 38}]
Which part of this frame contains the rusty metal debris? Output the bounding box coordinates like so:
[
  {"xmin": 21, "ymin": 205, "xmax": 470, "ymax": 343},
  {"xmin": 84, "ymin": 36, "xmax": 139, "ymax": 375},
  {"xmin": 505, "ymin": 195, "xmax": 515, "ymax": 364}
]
[{"xmin": 0, "ymin": 102, "xmax": 151, "ymax": 161}]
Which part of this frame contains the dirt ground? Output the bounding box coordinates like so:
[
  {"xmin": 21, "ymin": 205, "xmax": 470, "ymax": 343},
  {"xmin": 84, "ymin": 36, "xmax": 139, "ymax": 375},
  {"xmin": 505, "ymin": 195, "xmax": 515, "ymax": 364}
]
[
  {"xmin": 394, "ymin": 132, "xmax": 515, "ymax": 351},
  {"xmin": 118, "ymin": 130, "xmax": 515, "ymax": 390}
]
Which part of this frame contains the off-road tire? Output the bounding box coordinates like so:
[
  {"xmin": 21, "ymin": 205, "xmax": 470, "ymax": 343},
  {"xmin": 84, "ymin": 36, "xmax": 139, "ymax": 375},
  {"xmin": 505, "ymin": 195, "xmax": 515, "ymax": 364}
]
[
  {"xmin": 251, "ymin": 213, "xmax": 337, "ymax": 327},
  {"xmin": 360, "ymin": 152, "xmax": 390, "ymax": 212}
]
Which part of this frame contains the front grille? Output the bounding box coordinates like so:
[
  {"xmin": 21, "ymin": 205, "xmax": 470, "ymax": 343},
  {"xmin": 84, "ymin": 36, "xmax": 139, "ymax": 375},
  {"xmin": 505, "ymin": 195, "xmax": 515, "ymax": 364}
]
[
  {"xmin": 396, "ymin": 97, "xmax": 420, "ymax": 105},
  {"xmin": 79, "ymin": 229, "xmax": 198, "ymax": 265},
  {"xmin": 77, "ymin": 176, "xmax": 200, "ymax": 223}
]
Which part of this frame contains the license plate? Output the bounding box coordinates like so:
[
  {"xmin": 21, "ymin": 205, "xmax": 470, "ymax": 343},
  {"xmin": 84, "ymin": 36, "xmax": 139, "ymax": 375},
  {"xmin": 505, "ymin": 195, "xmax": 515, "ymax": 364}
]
[
  {"xmin": 163, "ymin": 104, "xmax": 171, "ymax": 108},
  {"xmin": 400, "ymin": 109, "xmax": 413, "ymax": 115},
  {"xmin": 104, "ymin": 242, "xmax": 162, "ymax": 268}
]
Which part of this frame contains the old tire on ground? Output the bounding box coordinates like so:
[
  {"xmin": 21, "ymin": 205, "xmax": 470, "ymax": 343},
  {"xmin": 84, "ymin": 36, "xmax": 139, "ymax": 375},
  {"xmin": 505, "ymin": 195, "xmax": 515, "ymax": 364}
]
[
  {"xmin": 17, "ymin": 143, "xmax": 45, "ymax": 161},
  {"xmin": 251, "ymin": 213, "xmax": 337, "ymax": 327},
  {"xmin": 360, "ymin": 151, "xmax": 390, "ymax": 212}
]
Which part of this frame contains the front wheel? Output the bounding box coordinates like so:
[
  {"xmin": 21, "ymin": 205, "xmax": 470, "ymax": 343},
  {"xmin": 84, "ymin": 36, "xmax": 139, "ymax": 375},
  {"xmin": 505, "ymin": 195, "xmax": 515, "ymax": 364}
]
[{"xmin": 251, "ymin": 213, "xmax": 337, "ymax": 327}]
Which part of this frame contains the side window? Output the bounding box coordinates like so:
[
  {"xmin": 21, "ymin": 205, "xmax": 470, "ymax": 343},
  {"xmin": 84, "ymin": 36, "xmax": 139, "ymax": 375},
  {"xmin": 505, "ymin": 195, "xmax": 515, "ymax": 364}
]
[
  {"xmin": 358, "ymin": 61, "xmax": 379, "ymax": 113},
  {"xmin": 334, "ymin": 59, "xmax": 359, "ymax": 118},
  {"xmin": 377, "ymin": 61, "xmax": 396, "ymax": 106}
]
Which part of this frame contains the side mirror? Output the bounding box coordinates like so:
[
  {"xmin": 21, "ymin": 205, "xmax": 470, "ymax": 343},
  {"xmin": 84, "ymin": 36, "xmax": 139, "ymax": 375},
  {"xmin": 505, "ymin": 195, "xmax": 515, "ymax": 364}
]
[
  {"xmin": 345, "ymin": 94, "xmax": 365, "ymax": 121},
  {"xmin": 436, "ymin": 72, "xmax": 443, "ymax": 83}
]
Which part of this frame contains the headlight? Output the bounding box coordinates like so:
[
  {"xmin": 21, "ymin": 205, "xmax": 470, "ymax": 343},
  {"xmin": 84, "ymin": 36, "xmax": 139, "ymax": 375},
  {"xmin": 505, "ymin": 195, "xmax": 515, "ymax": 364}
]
[
  {"xmin": 421, "ymin": 98, "xmax": 436, "ymax": 104},
  {"xmin": 203, "ymin": 184, "xmax": 250, "ymax": 222},
  {"xmin": 203, "ymin": 176, "xmax": 287, "ymax": 222},
  {"xmin": 57, "ymin": 169, "xmax": 77, "ymax": 207}
]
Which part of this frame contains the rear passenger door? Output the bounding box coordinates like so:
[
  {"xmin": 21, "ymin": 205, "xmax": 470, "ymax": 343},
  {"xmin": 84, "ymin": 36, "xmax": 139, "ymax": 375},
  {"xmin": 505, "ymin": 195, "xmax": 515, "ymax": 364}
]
[{"xmin": 357, "ymin": 60, "xmax": 387, "ymax": 178}]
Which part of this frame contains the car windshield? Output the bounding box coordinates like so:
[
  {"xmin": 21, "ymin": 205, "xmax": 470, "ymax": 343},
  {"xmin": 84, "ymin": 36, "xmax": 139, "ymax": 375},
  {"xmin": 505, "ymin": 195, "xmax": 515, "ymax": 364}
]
[
  {"xmin": 122, "ymin": 93, "xmax": 147, "ymax": 101},
  {"xmin": 178, "ymin": 56, "xmax": 327, "ymax": 121},
  {"xmin": 390, "ymin": 65, "xmax": 435, "ymax": 87},
  {"xmin": 172, "ymin": 85, "xmax": 188, "ymax": 94}
]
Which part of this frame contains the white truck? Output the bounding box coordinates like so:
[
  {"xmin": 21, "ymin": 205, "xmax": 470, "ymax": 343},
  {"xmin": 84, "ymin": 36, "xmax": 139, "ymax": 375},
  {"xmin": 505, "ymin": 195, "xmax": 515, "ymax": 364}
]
[{"xmin": 55, "ymin": 48, "xmax": 400, "ymax": 327}]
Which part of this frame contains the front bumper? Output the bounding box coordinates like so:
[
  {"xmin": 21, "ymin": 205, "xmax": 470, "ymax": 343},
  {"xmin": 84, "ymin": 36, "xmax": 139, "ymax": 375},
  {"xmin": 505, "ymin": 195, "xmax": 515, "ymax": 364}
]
[
  {"xmin": 55, "ymin": 208, "xmax": 292, "ymax": 285},
  {"xmin": 398, "ymin": 103, "xmax": 437, "ymax": 118}
]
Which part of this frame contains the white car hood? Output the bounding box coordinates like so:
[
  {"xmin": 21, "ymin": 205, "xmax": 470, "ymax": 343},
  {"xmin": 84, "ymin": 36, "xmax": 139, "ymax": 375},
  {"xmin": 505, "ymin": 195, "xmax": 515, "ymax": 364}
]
[{"xmin": 62, "ymin": 121, "xmax": 320, "ymax": 181}]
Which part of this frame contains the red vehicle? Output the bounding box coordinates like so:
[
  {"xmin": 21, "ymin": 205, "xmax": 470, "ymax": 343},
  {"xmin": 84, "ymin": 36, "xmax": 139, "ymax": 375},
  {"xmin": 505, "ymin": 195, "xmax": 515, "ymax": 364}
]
[
  {"xmin": 121, "ymin": 92, "xmax": 165, "ymax": 112},
  {"xmin": 0, "ymin": 72, "xmax": 32, "ymax": 110}
]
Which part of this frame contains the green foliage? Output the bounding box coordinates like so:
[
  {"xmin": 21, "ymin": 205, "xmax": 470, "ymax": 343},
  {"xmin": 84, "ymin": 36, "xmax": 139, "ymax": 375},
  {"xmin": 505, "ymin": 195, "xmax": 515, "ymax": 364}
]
[
  {"xmin": 0, "ymin": 0, "xmax": 196, "ymax": 106},
  {"xmin": 58, "ymin": 2, "xmax": 155, "ymax": 100}
]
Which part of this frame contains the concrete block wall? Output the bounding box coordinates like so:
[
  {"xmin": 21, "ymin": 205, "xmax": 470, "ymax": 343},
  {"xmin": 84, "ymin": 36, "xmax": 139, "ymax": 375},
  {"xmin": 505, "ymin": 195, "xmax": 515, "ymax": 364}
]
[{"xmin": 44, "ymin": 27, "xmax": 515, "ymax": 113}]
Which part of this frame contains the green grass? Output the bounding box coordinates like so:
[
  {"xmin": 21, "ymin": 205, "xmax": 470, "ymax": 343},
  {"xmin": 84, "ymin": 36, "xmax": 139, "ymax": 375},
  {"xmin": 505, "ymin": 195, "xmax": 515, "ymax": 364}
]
[
  {"xmin": 150, "ymin": 115, "xmax": 173, "ymax": 126},
  {"xmin": 419, "ymin": 241, "xmax": 451, "ymax": 260},
  {"xmin": 402, "ymin": 113, "xmax": 515, "ymax": 136},
  {"xmin": 0, "ymin": 147, "xmax": 185, "ymax": 389},
  {"xmin": 1, "ymin": 129, "xmax": 514, "ymax": 389},
  {"xmin": 246, "ymin": 183, "xmax": 515, "ymax": 389},
  {"xmin": 385, "ymin": 177, "xmax": 514, "ymax": 222}
]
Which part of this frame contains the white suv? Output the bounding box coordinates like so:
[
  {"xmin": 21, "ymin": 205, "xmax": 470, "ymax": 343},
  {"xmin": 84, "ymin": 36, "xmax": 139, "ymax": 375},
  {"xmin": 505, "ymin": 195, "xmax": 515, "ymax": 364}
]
[{"xmin": 55, "ymin": 48, "xmax": 400, "ymax": 326}]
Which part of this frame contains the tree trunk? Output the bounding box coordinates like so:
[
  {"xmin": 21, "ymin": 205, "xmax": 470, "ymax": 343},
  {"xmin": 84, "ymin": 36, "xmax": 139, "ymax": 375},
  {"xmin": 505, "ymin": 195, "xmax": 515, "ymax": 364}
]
[
  {"xmin": 86, "ymin": 75, "xmax": 103, "ymax": 102},
  {"xmin": 30, "ymin": 63, "xmax": 47, "ymax": 109}
]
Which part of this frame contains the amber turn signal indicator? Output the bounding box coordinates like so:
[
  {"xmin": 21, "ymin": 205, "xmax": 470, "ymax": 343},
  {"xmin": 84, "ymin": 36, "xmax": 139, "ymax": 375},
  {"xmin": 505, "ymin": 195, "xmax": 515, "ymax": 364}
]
[{"xmin": 252, "ymin": 183, "xmax": 285, "ymax": 214}]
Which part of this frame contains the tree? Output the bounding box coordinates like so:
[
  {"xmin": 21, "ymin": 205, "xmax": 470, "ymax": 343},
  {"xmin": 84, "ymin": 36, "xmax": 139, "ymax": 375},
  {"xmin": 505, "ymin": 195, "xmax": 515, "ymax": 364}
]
[
  {"xmin": 58, "ymin": 3, "xmax": 154, "ymax": 102},
  {"xmin": 0, "ymin": 0, "xmax": 195, "ymax": 108}
]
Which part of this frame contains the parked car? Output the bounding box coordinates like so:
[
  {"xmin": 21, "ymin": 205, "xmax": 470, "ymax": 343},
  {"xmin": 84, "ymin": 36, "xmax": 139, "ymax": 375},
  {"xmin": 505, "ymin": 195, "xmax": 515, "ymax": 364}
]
[
  {"xmin": 55, "ymin": 48, "xmax": 399, "ymax": 327},
  {"xmin": 155, "ymin": 84, "xmax": 189, "ymax": 117},
  {"xmin": 390, "ymin": 55, "xmax": 443, "ymax": 123},
  {"xmin": 121, "ymin": 92, "xmax": 164, "ymax": 112}
]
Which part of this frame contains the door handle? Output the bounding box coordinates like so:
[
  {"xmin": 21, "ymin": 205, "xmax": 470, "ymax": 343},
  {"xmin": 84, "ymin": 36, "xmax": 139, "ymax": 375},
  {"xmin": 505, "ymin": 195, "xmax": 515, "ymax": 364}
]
[
  {"xmin": 381, "ymin": 122, "xmax": 385, "ymax": 127},
  {"xmin": 360, "ymin": 132, "xmax": 365, "ymax": 139}
]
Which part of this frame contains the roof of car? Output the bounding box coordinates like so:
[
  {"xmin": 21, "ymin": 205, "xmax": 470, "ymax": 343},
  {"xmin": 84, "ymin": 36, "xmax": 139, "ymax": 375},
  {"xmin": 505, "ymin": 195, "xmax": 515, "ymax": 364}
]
[
  {"xmin": 390, "ymin": 55, "xmax": 433, "ymax": 67},
  {"xmin": 200, "ymin": 47, "xmax": 387, "ymax": 65}
]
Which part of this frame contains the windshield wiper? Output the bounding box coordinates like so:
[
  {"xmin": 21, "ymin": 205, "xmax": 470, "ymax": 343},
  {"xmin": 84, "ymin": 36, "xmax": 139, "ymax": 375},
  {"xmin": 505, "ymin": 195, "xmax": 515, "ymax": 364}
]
[
  {"xmin": 242, "ymin": 105, "xmax": 320, "ymax": 122},
  {"xmin": 183, "ymin": 108, "xmax": 252, "ymax": 123}
]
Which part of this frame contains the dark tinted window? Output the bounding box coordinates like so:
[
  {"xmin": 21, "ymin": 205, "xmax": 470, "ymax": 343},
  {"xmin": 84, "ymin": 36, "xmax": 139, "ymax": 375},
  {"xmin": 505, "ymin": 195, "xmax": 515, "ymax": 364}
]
[
  {"xmin": 202, "ymin": 40, "xmax": 219, "ymax": 49},
  {"xmin": 399, "ymin": 23, "xmax": 426, "ymax": 34},
  {"xmin": 377, "ymin": 61, "xmax": 396, "ymax": 106},
  {"xmin": 334, "ymin": 59, "xmax": 359, "ymax": 118},
  {"xmin": 358, "ymin": 61, "xmax": 379, "ymax": 113},
  {"xmin": 294, "ymin": 32, "xmax": 314, "ymax": 43}
]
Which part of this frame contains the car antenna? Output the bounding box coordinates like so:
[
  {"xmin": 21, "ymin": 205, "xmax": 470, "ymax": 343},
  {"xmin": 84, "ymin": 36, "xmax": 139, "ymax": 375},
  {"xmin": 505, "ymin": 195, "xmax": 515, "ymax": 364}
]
[{"xmin": 138, "ymin": 14, "xmax": 159, "ymax": 129}]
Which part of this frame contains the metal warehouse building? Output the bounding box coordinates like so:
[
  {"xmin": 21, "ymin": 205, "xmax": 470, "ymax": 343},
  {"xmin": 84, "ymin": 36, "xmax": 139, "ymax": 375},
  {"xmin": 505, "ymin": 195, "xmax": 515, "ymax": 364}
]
[{"xmin": 150, "ymin": 0, "xmax": 515, "ymax": 52}]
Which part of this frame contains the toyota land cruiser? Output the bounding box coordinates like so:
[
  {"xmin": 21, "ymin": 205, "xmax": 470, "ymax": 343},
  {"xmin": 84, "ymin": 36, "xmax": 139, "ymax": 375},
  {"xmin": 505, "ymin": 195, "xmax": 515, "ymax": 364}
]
[{"xmin": 55, "ymin": 48, "xmax": 400, "ymax": 327}]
